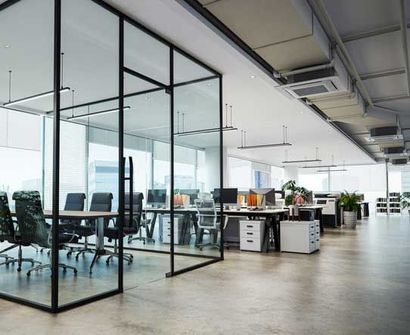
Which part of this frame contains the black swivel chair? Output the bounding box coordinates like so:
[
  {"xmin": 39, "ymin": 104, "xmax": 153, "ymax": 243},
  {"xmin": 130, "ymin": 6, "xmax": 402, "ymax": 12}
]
[
  {"xmin": 61, "ymin": 193, "xmax": 86, "ymax": 257},
  {"xmin": 12, "ymin": 191, "xmax": 78, "ymax": 276},
  {"xmin": 0, "ymin": 192, "xmax": 39, "ymax": 270},
  {"xmin": 0, "ymin": 192, "xmax": 16, "ymax": 265},
  {"xmin": 103, "ymin": 192, "xmax": 144, "ymax": 265},
  {"xmin": 75, "ymin": 193, "xmax": 113, "ymax": 260},
  {"xmin": 127, "ymin": 193, "xmax": 154, "ymax": 245}
]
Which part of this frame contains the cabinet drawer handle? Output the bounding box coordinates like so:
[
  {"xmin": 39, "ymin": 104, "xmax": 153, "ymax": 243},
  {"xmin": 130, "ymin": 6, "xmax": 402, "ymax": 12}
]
[
  {"xmin": 246, "ymin": 232, "xmax": 253, "ymax": 235},
  {"xmin": 247, "ymin": 240, "xmax": 253, "ymax": 243},
  {"xmin": 246, "ymin": 225, "xmax": 254, "ymax": 228}
]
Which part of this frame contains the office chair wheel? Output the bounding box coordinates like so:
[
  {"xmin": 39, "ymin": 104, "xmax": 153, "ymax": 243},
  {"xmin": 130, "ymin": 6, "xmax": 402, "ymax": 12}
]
[
  {"xmin": 27, "ymin": 272, "xmax": 30, "ymax": 277},
  {"xmin": 106, "ymin": 259, "xmax": 110, "ymax": 265},
  {"xmin": 74, "ymin": 269, "xmax": 78, "ymax": 275},
  {"xmin": 17, "ymin": 267, "xmax": 21, "ymax": 272}
]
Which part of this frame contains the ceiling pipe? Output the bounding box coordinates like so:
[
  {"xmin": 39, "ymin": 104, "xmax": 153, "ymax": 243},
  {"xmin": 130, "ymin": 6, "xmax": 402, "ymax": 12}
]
[
  {"xmin": 311, "ymin": 0, "xmax": 374, "ymax": 107},
  {"xmin": 281, "ymin": 60, "xmax": 334, "ymax": 77},
  {"xmin": 400, "ymin": 0, "xmax": 410, "ymax": 96},
  {"xmin": 360, "ymin": 68, "xmax": 406, "ymax": 81}
]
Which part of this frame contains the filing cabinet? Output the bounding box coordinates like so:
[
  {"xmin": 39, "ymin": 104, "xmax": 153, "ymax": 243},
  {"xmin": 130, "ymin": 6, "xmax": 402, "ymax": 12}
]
[
  {"xmin": 239, "ymin": 220, "xmax": 265, "ymax": 252},
  {"xmin": 280, "ymin": 220, "xmax": 320, "ymax": 254}
]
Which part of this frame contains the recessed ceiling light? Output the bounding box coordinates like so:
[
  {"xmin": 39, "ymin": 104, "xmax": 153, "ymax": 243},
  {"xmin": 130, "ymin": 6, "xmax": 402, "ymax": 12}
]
[
  {"xmin": 4, "ymin": 44, "xmax": 10, "ymax": 48},
  {"xmin": 250, "ymin": 75, "xmax": 256, "ymax": 79}
]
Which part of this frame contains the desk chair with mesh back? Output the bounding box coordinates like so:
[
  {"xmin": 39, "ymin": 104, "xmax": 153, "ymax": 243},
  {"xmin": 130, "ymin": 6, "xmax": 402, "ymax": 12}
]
[
  {"xmin": 12, "ymin": 191, "xmax": 77, "ymax": 276},
  {"xmin": 127, "ymin": 192, "xmax": 153, "ymax": 245},
  {"xmin": 62, "ymin": 193, "xmax": 86, "ymax": 257},
  {"xmin": 75, "ymin": 192, "xmax": 112, "ymax": 260},
  {"xmin": 103, "ymin": 192, "xmax": 144, "ymax": 265},
  {"xmin": 195, "ymin": 199, "xmax": 225, "ymax": 251}
]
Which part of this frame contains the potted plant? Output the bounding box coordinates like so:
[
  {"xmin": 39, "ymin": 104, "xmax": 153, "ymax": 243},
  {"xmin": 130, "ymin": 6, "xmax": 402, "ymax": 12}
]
[
  {"xmin": 400, "ymin": 192, "xmax": 410, "ymax": 214},
  {"xmin": 339, "ymin": 191, "xmax": 360, "ymax": 228},
  {"xmin": 282, "ymin": 180, "xmax": 310, "ymax": 216}
]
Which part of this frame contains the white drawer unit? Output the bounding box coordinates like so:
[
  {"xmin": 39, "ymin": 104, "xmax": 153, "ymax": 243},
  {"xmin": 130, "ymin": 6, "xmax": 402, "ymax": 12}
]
[
  {"xmin": 161, "ymin": 216, "xmax": 180, "ymax": 244},
  {"xmin": 239, "ymin": 220, "xmax": 265, "ymax": 252},
  {"xmin": 280, "ymin": 220, "xmax": 320, "ymax": 254}
]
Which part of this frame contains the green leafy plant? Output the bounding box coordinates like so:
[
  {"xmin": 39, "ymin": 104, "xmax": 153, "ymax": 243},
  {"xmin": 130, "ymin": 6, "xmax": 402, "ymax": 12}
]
[
  {"xmin": 339, "ymin": 191, "xmax": 360, "ymax": 212},
  {"xmin": 400, "ymin": 192, "xmax": 410, "ymax": 209},
  {"xmin": 282, "ymin": 180, "xmax": 310, "ymax": 204}
]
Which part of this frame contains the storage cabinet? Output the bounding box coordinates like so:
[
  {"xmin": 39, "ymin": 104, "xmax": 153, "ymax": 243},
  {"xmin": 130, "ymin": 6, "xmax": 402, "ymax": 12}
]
[
  {"xmin": 239, "ymin": 220, "xmax": 265, "ymax": 252},
  {"xmin": 161, "ymin": 216, "xmax": 180, "ymax": 244},
  {"xmin": 280, "ymin": 220, "xmax": 320, "ymax": 254}
]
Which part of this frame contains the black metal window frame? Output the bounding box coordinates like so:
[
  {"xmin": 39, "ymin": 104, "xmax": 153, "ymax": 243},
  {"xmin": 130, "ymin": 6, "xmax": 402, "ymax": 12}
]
[{"xmin": 0, "ymin": 0, "xmax": 224, "ymax": 313}]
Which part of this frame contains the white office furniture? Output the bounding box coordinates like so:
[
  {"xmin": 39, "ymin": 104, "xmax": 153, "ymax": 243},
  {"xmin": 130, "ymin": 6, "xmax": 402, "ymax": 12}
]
[
  {"xmin": 161, "ymin": 215, "xmax": 180, "ymax": 244},
  {"xmin": 239, "ymin": 220, "xmax": 265, "ymax": 252},
  {"xmin": 280, "ymin": 220, "xmax": 320, "ymax": 254}
]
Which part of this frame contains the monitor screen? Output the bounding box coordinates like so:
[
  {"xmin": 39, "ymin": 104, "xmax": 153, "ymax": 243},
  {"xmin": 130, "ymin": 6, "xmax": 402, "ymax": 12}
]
[
  {"xmin": 213, "ymin": 188, "xmax": 238, "ymax": 205},
  {"xmin": 249, "ymin": 188, "xmax": 276, "ymax": 206},
  {"xmin": 179, "ymin": 189, "xmax": 200, "ymax": 204},
  {"xmin": 147, "ymin": 189, "xmax": 167, "ymax": 204}
]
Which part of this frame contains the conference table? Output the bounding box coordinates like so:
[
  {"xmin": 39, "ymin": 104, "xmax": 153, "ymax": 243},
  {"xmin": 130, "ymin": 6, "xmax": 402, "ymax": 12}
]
[
  {"xmin": 12, "ymin": 210, "xmax": 119, "ymax": 273},
  {"xmin": 144, "ymin": 207, "xmax": 289, "ymax": 252}
]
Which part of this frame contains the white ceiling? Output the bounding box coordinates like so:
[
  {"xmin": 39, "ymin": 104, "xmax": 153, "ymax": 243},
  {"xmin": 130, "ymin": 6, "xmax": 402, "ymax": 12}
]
[
  {"xmin": 0, "ymin": 0, "xmax": 375, "ymax": 167},
  {"xmin": 105, "ymin": 0, "xmax": 374, "ymax": 167}
]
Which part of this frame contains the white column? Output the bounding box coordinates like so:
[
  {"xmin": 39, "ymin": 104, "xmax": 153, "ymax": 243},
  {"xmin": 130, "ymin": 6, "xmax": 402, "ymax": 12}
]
[
  {"xmin": 284, "ymin": 166, "xmax": 299, "ymax": 184},
  {"xmin": 204, "ymin": 146, "xmax": 227, "ymax": 191}
]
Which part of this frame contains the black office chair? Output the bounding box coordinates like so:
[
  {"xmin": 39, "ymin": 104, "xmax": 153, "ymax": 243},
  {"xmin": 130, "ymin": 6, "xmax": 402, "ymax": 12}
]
[
  {"xmin": 103, "ymin": 192, "xmax": 145, "ymax": 265},
  {"xmin": 61, "ymin": 193, "xmax": 86, "ymax": 257},
  {"xmin": 0, "ymin": 192, "xmax": 40, "ymax": 270},
  {"xmin": 127, "ymin": 192, "xmax": 154, "ymax": 245},
  {"xmin": 0, "ymin": 192, "xmax": 16, "ymax": 265},
  {"xmin": 75, "ymin": 192, "xmax": 113, "ymax": 260},
  {"xmin": 12, "ymin": 191, "xmax": 78, "ymax": 276}
]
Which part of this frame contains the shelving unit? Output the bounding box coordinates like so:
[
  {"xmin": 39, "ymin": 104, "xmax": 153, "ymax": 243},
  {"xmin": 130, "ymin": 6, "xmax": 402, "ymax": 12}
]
[{"xmin": 376, "ymin": 192, "xmax": 401, "ymax": 215}]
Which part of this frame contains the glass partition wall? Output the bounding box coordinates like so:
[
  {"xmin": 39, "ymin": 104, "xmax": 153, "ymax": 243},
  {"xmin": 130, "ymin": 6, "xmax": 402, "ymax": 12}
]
[{"xmin": 0, "ymin": 0, "xmax": 222, "ymax": 312}]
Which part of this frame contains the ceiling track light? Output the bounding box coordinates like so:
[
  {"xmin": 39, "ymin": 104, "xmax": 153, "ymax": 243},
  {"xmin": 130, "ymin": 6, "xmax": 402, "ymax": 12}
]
[
  {"xmin": 4, "ymin": 54, "xmax": 71, "ymax": 108},
  {"xmin": 238, "ymin": 125, "xmax": 292, "ymax": 150},
  {"xmin": 175, "ymin": 103, "xmax": 238, "ymax": 137},
  {"xmin": 301, "ymin": 164, "xmax": 337, "ymax": 169},
  {"xmin": 175, "ymin": 126, "xmax": 237, "ymax": 137},
  {"xmin": 282, "ymin": 146, "xmax": 321, "ymax": 164},
  {"xmin": 3, "ymin": 87, "xmax": 71, "ymax": 107},
  {"xmin": 282, "ymin": 159, "xmax": 322, "ymax": 164},
  {"xmin": 68, "ymin": 106, "xmax": 131, "ymax": 120},
  {"xmin": 316, "ymin": 169, "xmax": 347, "ymax": 173}
]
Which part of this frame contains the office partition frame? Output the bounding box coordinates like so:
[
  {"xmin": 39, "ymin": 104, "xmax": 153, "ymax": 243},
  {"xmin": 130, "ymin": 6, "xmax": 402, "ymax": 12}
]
[{"xmin": 0, "ymin": 0, "xmax": 223, "ymax": 313}]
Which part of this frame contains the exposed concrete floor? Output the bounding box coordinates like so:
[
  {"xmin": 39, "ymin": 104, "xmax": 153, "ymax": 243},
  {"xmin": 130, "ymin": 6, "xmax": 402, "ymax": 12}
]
[{"xmin": 1, "ymin": 215, "xmax": 409, "ymax": 334}]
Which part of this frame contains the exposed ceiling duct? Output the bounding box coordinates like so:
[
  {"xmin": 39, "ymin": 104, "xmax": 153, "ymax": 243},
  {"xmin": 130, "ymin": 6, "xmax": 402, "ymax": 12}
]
[
  {"xmin": 383, "ymin": 146, "xmax": 408, "ymax": 158},
  {"xmin": 368, "ymin": 126, "xmax": 404, "ymax": 149},
  {"xmin": 391, "ymin": 158, "xmax": 408, "ymax": 165}
]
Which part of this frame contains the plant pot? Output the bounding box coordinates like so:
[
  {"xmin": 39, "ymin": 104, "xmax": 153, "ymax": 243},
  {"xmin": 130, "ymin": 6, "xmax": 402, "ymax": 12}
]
[{"xmin": 343, "ymin": 211, "xmax": 357, "ymax": 229}]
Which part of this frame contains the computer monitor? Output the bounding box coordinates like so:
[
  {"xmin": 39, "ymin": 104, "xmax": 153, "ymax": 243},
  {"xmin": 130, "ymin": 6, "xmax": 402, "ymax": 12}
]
[
  {"xmin": 147, "ymin": 189, "xmax": 167, "ymax": 206},
  {"xmin": 249, "ymin": 188, "xmax": 276, "ymax": 207},
  {"xmin": 179, "ymin": 189, "xmax": 200, "ymax": 205},
  {"xmin": 213, "ymin": 188, "xmax": 238, "ymax": 206}
]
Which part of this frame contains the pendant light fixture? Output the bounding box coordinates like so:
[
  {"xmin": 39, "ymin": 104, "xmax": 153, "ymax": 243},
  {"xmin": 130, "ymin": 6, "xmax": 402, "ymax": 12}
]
[
  {"xmin": 237, "ymin": 125, "xmax": 292, "ymax": 149},
  {"xmin": 282, "ymin": 147, "xmax": 321, "ymax": 164},
  {"xmin": 3, "ymin": 53, "xmax": 70, "ymax": 108}
]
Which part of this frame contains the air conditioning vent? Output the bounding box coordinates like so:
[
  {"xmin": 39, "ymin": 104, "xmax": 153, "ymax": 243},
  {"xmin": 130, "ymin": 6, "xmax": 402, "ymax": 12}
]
[
  {"xmin": 384, "ymin": 147, "xmax": 408, "ymax": 158},
  {"xmin": 391, "ymin": 158, "xmax": 408, "ymax": 165},
  {"xmin": 280, "ymin": 55, "xmax": 349, "ymax": 98},
  {"xmin": 369, "ymin": 127, "xmax": 403, "ymax": 142}
]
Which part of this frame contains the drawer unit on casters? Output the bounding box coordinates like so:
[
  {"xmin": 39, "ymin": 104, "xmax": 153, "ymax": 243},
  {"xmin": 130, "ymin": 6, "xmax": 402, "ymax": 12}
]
[
  {"xmin": 280, "ymin": 220, "xmax": 320, "ymax": 254},
  {"xmin": 239, "ymin": 220, "xmax": 265, "ymax": 252}
]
